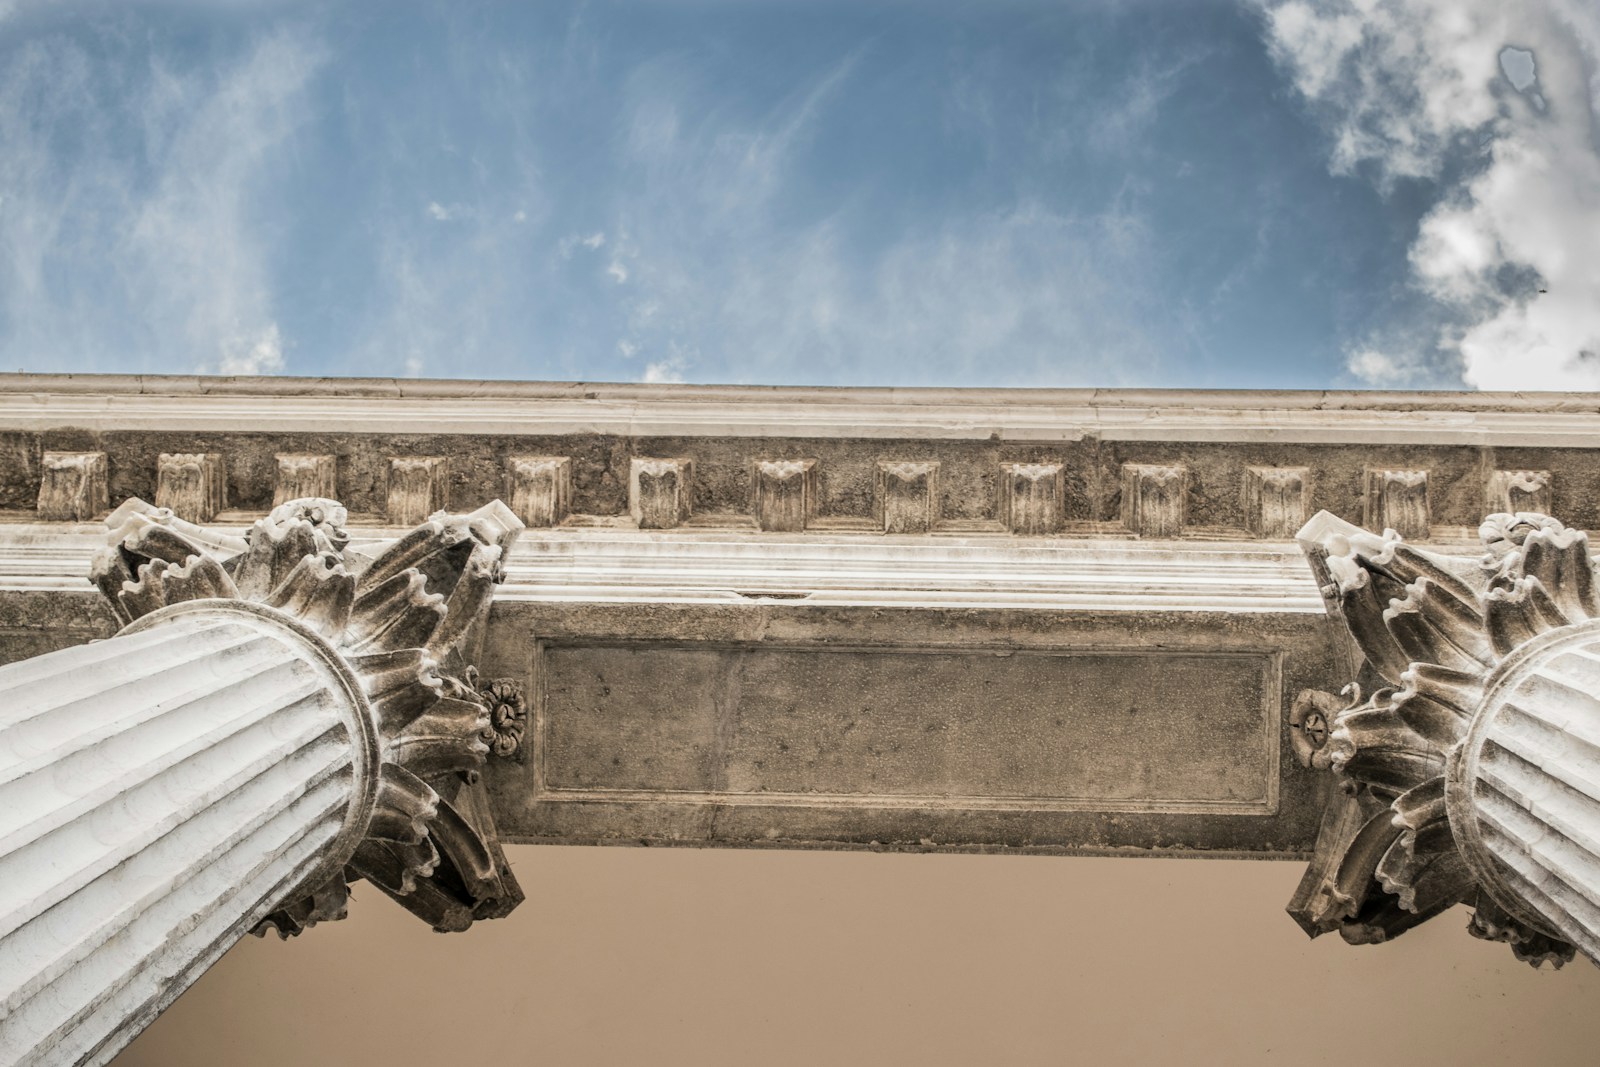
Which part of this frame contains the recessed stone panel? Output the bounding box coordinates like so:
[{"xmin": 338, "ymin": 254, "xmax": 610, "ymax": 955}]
[{"xmin": 539, "ymin": 644, "xmax": 1277, "ymax": 813}]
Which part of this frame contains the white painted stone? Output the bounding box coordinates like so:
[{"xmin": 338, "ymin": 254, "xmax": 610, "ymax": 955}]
[{"xmin": 0, "ymin": 603, "xmax": 376, "ymax": 1067}]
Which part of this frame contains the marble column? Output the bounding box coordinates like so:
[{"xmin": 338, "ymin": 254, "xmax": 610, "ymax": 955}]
[
  {"xmin": 1289, "ymin": 509, "xmax": 1600, "ymax": 968},
  {"xmin": 0, "ymin": 497, "xmax": 526, "ymax": 1067}
]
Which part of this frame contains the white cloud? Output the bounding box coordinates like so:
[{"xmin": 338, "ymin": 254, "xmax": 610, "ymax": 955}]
[
  {"xmin": 1255, "ymin": 0, "xmax": 1600, "ymax": 390},
  {"xmin": 641, "ymin": 359, "xmax": 685, "ymax": 383},
  {"xmin": 427, "ymin": 201, "xmax": 457, "ymax": 221},
  {"xmin": 556, "ymin": 230, "xmax": 606, "ymax": 257},
  {"xmin": 213, "ymin": 323, "xmax": 285, "ymax": 376},
  {"xmin": 617, "ymin": 339, "xmax": 638, "ymax": 358},
  {"xmin": 606, "ymin": 260, "xmax": 628, "ymax": 283},
  {"xmin": 0, "ymin": 28, "xmax": 324, "ymax": 374}
]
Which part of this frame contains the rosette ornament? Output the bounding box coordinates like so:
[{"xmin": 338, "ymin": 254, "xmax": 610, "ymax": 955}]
[
  {"xmin": 1289, "ymin": 510, "xmax": 1600, "ymax": 967},
  {"xmin": 89, "ymin": 495, "xmax": 525, "ymax": 935}
]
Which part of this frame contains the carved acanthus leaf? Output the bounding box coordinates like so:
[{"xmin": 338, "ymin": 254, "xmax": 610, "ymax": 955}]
[
  {"xmin": 1290, "ymin": 510, "xmax": 1593, "ymax": 967},
  {"xmin": 91, "ymin": 496, "xmax": 526, "ymax": 937}
]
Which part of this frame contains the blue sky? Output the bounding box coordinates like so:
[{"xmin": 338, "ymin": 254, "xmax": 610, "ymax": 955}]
[{"xmin": 0, "ymin": 0, "xmax": 1596, "ymax": 389}]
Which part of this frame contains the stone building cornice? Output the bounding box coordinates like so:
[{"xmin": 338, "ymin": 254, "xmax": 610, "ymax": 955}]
[{"xmin": 5, "ymin": 372, "xmax": 1600, "ymax": 444}]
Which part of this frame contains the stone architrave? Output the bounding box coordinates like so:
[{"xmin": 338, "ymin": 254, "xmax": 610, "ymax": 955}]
[
  {"xmin": 1288, "ymin": 509, "xmax": 1600, "ymax": 968},
  {"xmin": 0, "ymin": 496, "xmax": 525, "ymax": 1066}
]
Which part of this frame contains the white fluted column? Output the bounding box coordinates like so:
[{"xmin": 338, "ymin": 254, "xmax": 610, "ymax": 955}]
[
  {"xmin": 0, "ymin": 600, "xmax": 378, "ymax": 1067},
  {"xmin": 1449, "ymin": 620, "xmax": 1600, "ymax": 961}
]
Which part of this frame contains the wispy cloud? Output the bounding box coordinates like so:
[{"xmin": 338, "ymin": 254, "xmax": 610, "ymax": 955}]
[
  {"xmin": 599, "ymin": 49, "xmax": 1167, "ymax": 386},
  {"xmin": 0, "ymin": 26, "xmax": 325, "ymax": 374},
  {"xmin": 1255, "ymin": 0, "xmax": 1600, "ymax": 389}
]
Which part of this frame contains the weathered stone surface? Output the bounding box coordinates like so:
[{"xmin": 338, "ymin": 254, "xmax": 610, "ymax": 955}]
[
  {"xmin": 1120, "ymin": 463, "xmax": 1186, "ymax": 538},
  {"xmin": 1000, "ymin": 463, "xmax": 1063, "ymax": 535},
  {"xmin": 36, "ymin": 451, "xmax": 107, "ymax": 521},
  {"xmin": 1487, "ymin": 468, "xmax": 1550, "ymax": 515},
  {"xmin": 1363, "ymin": 467, "xmax": 1429, "ymax": 539},
  {"xmin": 273, "ymin": 453, "xmax": 337, "ymax": 505},
  {"xmin": 480, "ymin": 593, "xmax": 1336, "ymax": 856},
  {"xmin": 505, "ymin": 455, "xmax": 572, "ymax": 527},
  {"xmin": 541, "ymin": 646, "xmax": 1275, "ymax": 809},
  {"xmin": 629, "ymin": 457, "xmax": 693, "ymax": 529},
  {"xmin": 9, "ymin": 378, "xmax": 1600, "ymax": 536},
  {"xmin": 386, "ymin": 456, "xmax": 448, "ymax": 524},
  {"xmin": 1288, "ymin": 509, "xmax": 1600, "ymax": 968},
  {"xmin": 875, "ymin": 461, "xmax": 938, "ymax": 534},
  {"xmin": 753, "ymin": 459, "xmax": 817, "ymax": 532},
  {"xmin": 1245, "ymin": 466, "xmax": 1308, "ymax": 539},
  {"xmin": 156, "ymin": 452, "xmax": 225, "ymax": 522}
]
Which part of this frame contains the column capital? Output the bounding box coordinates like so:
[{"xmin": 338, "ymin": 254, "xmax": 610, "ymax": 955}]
[
  {"xmin": 90, "ymin": 495, "xmax": 527, "ymax": 934},
  {"xmin": 1289, "ymin": 509, "xmax": 1600, "ymax": 967}
]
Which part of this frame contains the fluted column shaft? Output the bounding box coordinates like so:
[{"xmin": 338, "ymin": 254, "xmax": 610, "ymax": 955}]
[
  {"xmin": 0, "ymin": 601, "xmax": 378, "ymax": 1067},
  {"xmin": 1449, "ymin": 621, "xmax": 1600, "ymax": 961}
]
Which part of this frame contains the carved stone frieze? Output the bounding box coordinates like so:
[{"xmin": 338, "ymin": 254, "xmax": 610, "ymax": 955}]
[
  {"xmin": 89, "ymin": 495, "xmax": 526, "ymax": 935},
  {"xmin": 1289, "ymin": 508, "xmax": 1600, "ymax": 967}
]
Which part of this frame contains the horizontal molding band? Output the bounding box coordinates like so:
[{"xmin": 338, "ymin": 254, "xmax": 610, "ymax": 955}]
[{"xmin": 4, "ymin": 374, "xmax": 1600, "ymax": 445}]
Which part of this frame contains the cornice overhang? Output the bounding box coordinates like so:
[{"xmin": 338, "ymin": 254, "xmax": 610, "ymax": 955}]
[{"xmin": 5, "ymin": 373, "xmax": 1600, "ymax": 445}]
